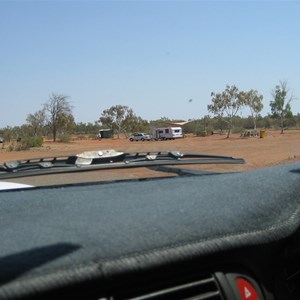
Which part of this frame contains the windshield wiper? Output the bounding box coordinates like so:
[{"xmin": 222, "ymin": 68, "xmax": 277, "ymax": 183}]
[{"xmin": 0, "ymin": 150, "xmax": 245, "ymax": 179}]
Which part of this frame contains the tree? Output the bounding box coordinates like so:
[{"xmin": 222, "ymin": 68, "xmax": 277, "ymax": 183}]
[
  {"xmin": 74, "ymin": 122, "xmax": 101, "ymax": 135},
  {"xmin": 123, "ymin": 115, "xmax": 149, "ymax": 134},
  {"xmin": 270, "ymin": 81, "xmax": 293, "ymax": 134},
  {"xmin": 207, "ymin": 85, "xmax": 246, "ymax": 138},
  {"xmin": 56, "ymin": 113, "xmax": 75, "ymax": 136},
  {"xmin": 26, "ymin": 109, "xmax": 46, "ymax": 136},
  {"xmin": 99, "ymin": 105, "xmax": 148, "ymax": 138},
  {"xmin": 243, "ymin": 90, "xmax": 264, "ymax": 131},
  {"xmin": 43, "ymin": 93, "xmax": 73, "ymax": 141}
]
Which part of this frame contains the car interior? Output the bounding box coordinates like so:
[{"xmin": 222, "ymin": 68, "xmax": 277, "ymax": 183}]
[{"xmin": 0, "ymin": 159, "xmax": 299, "ymax": 300}]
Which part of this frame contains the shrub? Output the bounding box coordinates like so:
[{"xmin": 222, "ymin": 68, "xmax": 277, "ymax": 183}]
[
  {"xmin": 23, "ymin": 136, "xmax": 44, "ymax": 148},
  {"xmin": 6, "ymin": 144, "xmax": 15, "ymax": 152},
  {"xmin": 88, "ymin": 134, "xmax": 98, "ymax": 140},
  {"xmin": 6, "ymin": 142, "xmax": 29, "ymax": 152},
  {"xmin": 6, "ymin": 137, "xmax": 43, "ymax": 152},
  {"xmin": 232, "ymin": 127, "xmax": 244, "ymax": 134},
  {"xmin": 57, "ymin": 134, "xmax": 71, "ymax": 143},
  {"xmin": 76, "ymin": 134, "xmax": 87, "ymax": 140}
]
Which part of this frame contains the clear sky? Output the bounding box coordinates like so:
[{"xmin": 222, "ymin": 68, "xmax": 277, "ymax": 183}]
[{"xmin": 1, "ymin": 0, "xmax": 299, "ymax": 128}]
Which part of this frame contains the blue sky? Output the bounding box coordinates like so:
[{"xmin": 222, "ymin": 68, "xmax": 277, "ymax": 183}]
[{"xmin": 1, "ymin": 0, "xmax": 299, "ymax": 128}]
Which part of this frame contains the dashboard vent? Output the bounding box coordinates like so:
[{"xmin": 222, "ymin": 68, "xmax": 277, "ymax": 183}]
[
  {"xmin": 282, "ymin": 229, "xmax": 300, "ymax": 295},
  {"xmin": 112, "ymin": 273, "xmax": 224, "ymax": 300}
]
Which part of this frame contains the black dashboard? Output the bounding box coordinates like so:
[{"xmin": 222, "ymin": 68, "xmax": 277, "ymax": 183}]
[{"xmin": 0, "ymin": 162, "xmax": 299, "ymax": 299}]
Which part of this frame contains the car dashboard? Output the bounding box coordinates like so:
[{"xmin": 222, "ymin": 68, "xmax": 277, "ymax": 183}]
[{"xmin": 0, "ymin": 162, "xmax": 299, "ymax": 300}]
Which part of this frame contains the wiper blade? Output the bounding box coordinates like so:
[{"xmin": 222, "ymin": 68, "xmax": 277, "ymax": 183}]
[
  {"xmin": 0, "ymin": 150, "xmax": 125, "ymax": 172},
  {"xmin": 0, "ymin": 150, "xmax": 245, "ymax": 179},
  {"xmin": 124, "ymin": 150, "xmax": 244, "ymax": 165}
]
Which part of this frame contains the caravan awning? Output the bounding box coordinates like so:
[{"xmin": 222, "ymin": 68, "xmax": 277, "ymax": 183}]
[{"xmin": 160, "ymin": 121, "xmax": 191, "ymax": 126}]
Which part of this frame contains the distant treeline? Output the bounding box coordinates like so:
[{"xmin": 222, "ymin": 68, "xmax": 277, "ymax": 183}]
[{"xmin": 1, "ymin": 114, "xmax": 300, "ymax": 144}]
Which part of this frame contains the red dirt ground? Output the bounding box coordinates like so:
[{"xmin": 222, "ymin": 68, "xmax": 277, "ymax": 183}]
[{"xmin": 0, "ymin": 130, "xmax": 299, "ymax": 185}]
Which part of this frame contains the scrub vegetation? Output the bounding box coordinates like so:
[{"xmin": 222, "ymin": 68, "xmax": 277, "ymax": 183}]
[{"xmin": 0, "ymin": 82, "xmax": 298, "ymax": 150}]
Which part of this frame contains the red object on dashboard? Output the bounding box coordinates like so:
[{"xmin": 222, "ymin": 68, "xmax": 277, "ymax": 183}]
[{"xmin": 236, "ymin": 278, "xmax": 259, "ymax": 300}]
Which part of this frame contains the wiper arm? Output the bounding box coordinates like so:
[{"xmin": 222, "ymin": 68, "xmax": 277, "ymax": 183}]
[
  {"xmin": 0, "ymin": 150, "xmax": 245, "ymax": 179},
  {"xmin": 124, "ymin": 151, "xmax": 244, "ymax": 166},
  {"xmin": 0, "ymin": 150, "xmax": 125, "ymax": 172}
]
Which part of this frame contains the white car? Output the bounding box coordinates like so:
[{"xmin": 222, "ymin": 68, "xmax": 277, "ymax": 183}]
[{"xmin": 129, "ymin": 133, "xmax": 152, "ymax": 141}]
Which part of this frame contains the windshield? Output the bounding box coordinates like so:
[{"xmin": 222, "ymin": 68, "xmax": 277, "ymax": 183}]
[{"xmin": 0, "ymin": 1, "xmax": 299, "ymax": 188}]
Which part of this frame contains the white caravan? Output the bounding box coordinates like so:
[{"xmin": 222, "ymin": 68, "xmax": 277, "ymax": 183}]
[{"xmin": 152, "ymin": 127, "xmax": 183, "ymax": 140}]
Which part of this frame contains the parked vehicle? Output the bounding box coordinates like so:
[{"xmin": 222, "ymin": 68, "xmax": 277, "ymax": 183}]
[
  {"xmin": 152, "ymin": 126, "xmax": 183, "ymax": 140},
  {"xmin": 129, "ymin": 133, "xmax": 152, "ymax": 141}
]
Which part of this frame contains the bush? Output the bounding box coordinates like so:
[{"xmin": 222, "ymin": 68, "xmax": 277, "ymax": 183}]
[
  {"xmin": 57, "ymin": 134, "xmax": 71, "ymax": 143},
  {"xmin": 23, "ymin": 136, "xmax": 44, "ymax": 148},
  {"xmin": 6, "ymin": 142, "xmax": 30, "ymax": 152},
  {"xmin": 232, "ymin": 127, "xmax": 244, "ymax": 134},
  {"xmin": 195, "ymin": 127, "xmax": 214, "ymax": 137},
  {"xmin": 6, "ymin": 144, "xmax": 15, "ymax": 152},
  {"xmin": 6, "ymin": 136, "xmax": 44, "ymax": 152},
  {"xmin": 77, "ymin": 134, "xmax": 87, "ymax": 140},
  {"xmin": 196, "ymin": 131, "xmax": 208, "ymax": 137},
  {"xmin": 88, "ymin": 134, "xmax": 98, "ymax": 140}
]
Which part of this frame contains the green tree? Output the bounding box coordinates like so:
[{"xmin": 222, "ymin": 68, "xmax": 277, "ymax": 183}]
[
  {"xmin": 207, "ymin": 85, "xmax": 246, "ymax": 138},
  {"xmin": 44, "ymin": 93, "xmax": 73, "ymax": 141},
  {"xmin": 74, "ymin": 122, "xmax": 101, "ymax": 135},
  {"xmin": 270, "ymin": 81, "xmax": 293, "ymax": 134},
  {"xmin": 123, "ymin": 115, "xmax": 149, "ymax": 134},
  {"xmin": 99, "ymin": 105, "xmax": 148, "ymax": 138},
  {"xmin": 0, "ymin": 126, "xmax": 19, "ymax": 142},
  {"xmin": 56, "ymin": 113, "xmax": 75, "ymax": 137},
  {"xmin": 26, "ymin": 109, "xmax": 46, "ymax": 136},
  {"xmin": 294, "ymin": 113, "xmax": 300, "ymax": 128},
  {"xmin": 244, "ymin": 90, "xmax": 264, "ymax": 131}
]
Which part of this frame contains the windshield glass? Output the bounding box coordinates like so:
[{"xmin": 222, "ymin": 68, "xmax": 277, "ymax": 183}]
[{"xmin": 0, "ymin": 1, "xmax": 299, "ymax": 188}]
